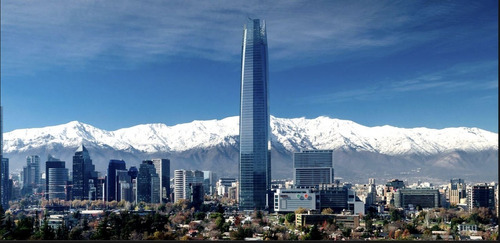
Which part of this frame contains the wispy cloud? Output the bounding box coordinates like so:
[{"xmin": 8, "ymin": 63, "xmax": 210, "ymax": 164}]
[
  {"xmin": 1, "ymin": 0, "xmax": 496, "ymax": 74},
  {"xmin": 306, "ymin": 61, "xmax": 499, "ymax": 104}
]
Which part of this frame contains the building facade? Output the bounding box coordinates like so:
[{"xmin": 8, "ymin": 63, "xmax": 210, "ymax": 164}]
[
  {"xmin": 203, "ymin": 171, "xmax": 217, "ymax": 196},
  {"xmin": 317, "ymin": 184, "xmax": 349, "ymax": 213},
  {"xmin": 1, "ymin": 158, "xmax": 9, "ymax": 209},
  {"xmin": 45, "ymin": 156, "xmax": 68, "ymax": 200},
  {"xmin": 384, "ymin": 179, "xmax": 406, "ymax": 205},
  {"xmin": 294, "ymin": 150, "xmax": 334, "ymax": 188},
  {"xmin": 72, "ymin": 145, "xmax": 97, "ymax": 200},
  {"xmin": 274, "ymin": 188, "xmax": 316, "ymax": 213},
  {"xmin": 296, "ymin": 213, "xmax": 360, "ymax": 229},
  {"xmin": 449, "ymin": 178, "xmax": 467, "ymax": 205},
  {"xmin": 152, "ymin": 158, "xmax": 170, "ymax": 202},
  {"xmin": 393, "ymin": 188, "xmax": 440, "ymax": 209},
  {"xmin": 174, "ymin": 169, "xmax": 204, "ymax": 203},
  {"xmin": 239, "ymin": 18, "xmax": 271, "ymax": 211},
  {"xmin": 216, "ymin": 177, "xmax": 237, "ymax": 197},
  {"xmin": 116, "ymin": 170, "xmax": 133, "ymax": 202},
  {"xmin": 22, "ymin": 155, "xmax": 41, "ymax": 195},
  {"xmin": 107, "ymin": 159, "xmax": 126, "ymax": 201},
  {"xmin": 137, "ymin": 160, "xmax": 160, "ymax": 203},
  {"xmin": 467, "ymin": 184, "xmax": 495, "ymax": 211}
]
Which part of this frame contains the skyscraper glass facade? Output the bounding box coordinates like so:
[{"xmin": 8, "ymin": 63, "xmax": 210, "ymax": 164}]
[
  {"xmin": 1, "ymin": 158, "xmax": 9, "ymax": 209},
  {"xmin": 294, "ymin": 150, "xmax": 334, "ymax": 187},
  {"xmin": 137, "ymin": 160, "xmax": 160, "ymax": 203},
  {"xmin": 107, "ymin": 159, "xmax": 126, "ymax": 201},
  {"xmin": 45, "ymin": 157, "xmax": 67, "ymax": 200},
  {"xmin": 239, "ymin": 18, "xmax": 271, "ymax": 210},
  {"xmin": 72, "ymin": 145, "xmax": 97, "ymax": 200},
  {"xmin": 152, "ymin": 158, "xmax": 170, "ymax": 202}
]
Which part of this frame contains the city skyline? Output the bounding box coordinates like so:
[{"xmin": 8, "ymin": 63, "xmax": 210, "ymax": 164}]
[{"xmin": 1, "ymin": 0, "xmax": 497, "ymax": 133}]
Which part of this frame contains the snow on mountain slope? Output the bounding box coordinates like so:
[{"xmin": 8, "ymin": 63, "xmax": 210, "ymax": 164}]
[
  {"xmin": 271, "ymin": 116, "xmax": 497, "ymax": 155},
  {"xmin": 4, "ymin": 116, "xmax": 497, "ymax": 156}
]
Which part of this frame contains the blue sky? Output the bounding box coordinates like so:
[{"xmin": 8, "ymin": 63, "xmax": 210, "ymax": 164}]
[{"xmin": 1, "ymin": 0, "xmax": 498, "ymax": 133}]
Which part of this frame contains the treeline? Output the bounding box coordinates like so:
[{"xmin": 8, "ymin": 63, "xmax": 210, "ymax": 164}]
[{"xmin": 0, "ymin": 199, "xmax": 225, "ymax": 240}]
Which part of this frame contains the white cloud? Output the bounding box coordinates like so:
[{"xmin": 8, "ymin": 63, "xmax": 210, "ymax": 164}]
[
  {"xmin": 1, "ymin": 0, "xmax": 495, "ymax": 74},
  {"xmin": 306, "ymin": 61, "xmax": 499, "ymax": 104}
]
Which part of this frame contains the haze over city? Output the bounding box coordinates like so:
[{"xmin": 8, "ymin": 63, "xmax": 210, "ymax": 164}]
[{"xmin": 1, "ymin": 0, "xmax": 498, "ymax": 133}]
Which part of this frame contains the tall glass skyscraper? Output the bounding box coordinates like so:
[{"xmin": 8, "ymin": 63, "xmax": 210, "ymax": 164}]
[
  {"xmin": 1, "ymin": 158, "xmax": 9, "ymax": 209},
  {"xmin": 72, "ymin": 145, "xmax": 97, "ymax": 200},
  {"xmin": 107, "ymin": 159, "xmax": 126, "ymax": 201},
  {"xmin": 45, "ymin": 156, "xmax": 68, "ymax": 200},
  {"xmin": 137, "ymin": 160, "xmax": 160, "ymax": 203},
  {"xmin": 152, "ymin": 158, "xmax": 170, "ymax": 202},
  {"xmin": 239, "ymin": 18, "xmax": 271, "ymax": 211}
]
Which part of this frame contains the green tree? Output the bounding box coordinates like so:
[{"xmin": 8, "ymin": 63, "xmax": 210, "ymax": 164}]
[
  {"xmin": 295, "ymin": 207, "xmax": 308, "ymax": 214},
  {"xmin": 210, "ymin": 212, "xmax": 223, "ymax": 219},
  {"xmin": 365, "ymin": 219, "xmax": 373, "ymax": 232},
  {"xmin": 194, "ymin": 212, "xmax": 206, "ymax": 220},
  {"xmin": 32, "ymin": 218, "xmax": 54, "ymax": 240},
  {"xmin": 216, "ymin": 204, "xmax": 224, "ymax": 214},
  {"xmin": 215, "ymin": 216, "xmax": 225, "ymax": 231},
  {"xmin": 321, "ymin": 208, "xmax": 334, "ymax": 215},
  {"xmin": 69, "ymin": 226, "xmax": 84, "ymax": 240},
  {"xmin": 390, "ymin": 208, "xmax": 403, "ymax": 221},
  {"xmin": 285, "ymin": 213, "xmax": 295, "ymax": 224},
  {"xmin": 92, "ymin": 216, "xmax": 110, "ymax": 240},
  {"xmin": 56, "ymin": 223, "xmax": 69, "ymax": 240},
  {"xmin": 305, "ymin": 224, "xmax": 322, "ymax": 240},
  {"xmin": 278, "ymin": 216, "xmax": 285, "ymax": 224},
  {"xmin": 289, "ymin": 232, "xmax": 299, "ymax": 240},
  {"xmin": 14, "ymin": 217, "xmax": 35, "ymax": 240},
  {"xmin": 230, "ymin": 226, "xmax": 253, "ymax": 240},
  {"xmin": 342, "ymin": 228, "xmax": 351, "ymax": 238},
  {"xmin": 365, "ymin": 206, "xmax": 378, "ymax": 220}
]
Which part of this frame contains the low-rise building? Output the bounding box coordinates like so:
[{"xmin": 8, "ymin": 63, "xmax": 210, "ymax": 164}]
[
  {"xmin": 296, "ymin": 213, "xmax": 360, "ymax": 228},
  {"xmin": 274, "ymin": 188, "xmax": 316, "ymax": 213},
  {"xmin": 393, "ymin": 188, "xmax": 440, "ymax": 209}
]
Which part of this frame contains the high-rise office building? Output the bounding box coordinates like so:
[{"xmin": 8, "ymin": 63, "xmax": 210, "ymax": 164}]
[
  {"xmin": 174, "ymin": 169, "xmax": 204, "ymax": 203},
  {"xmin": 128, "ymin": 166, "xmax": 138, "ymax": 203},
  {"xmin": 72, "ymin": 145, "xmax": 97, "ymax": 200},
  {"xmin": 449, "ymin": 178, "xmax": 466, "ymax": 205},
  {"xmin": 22, "ymin": 165, "xmax": 36, "ymax": 195},
  {"xmin": 45, "ymin": 156, "xmax": 68, "ymax": 200},
  {"xmin": 1, "ymin": 158, "xmax": 9, "ymax": 209},
  {"xmin": 467, "ymin": 184, "xmax": 495, "ymax": 212},
  {"xmin": 152, "ymin": 158, "xmax": 170, "ymax": 202},
  {"xmin": 26, "ymin": 155, "xmax": 40, "ymax": 186},
  {"xmin": 22, "ymin": 155, "xmax": 41, "ymax": 195},
  {"xmin": 294, "ymin": 150, "xmax": 334, "ymax": 188},
  {"xmin": 216, "ymin": 177, "xmax": 237, "ymax": 197},
  {"xmin": 95, "ymin": 177, "xmax": 106, "ymax": 202},
  {"xmin": 239, "ymin": 18, "xmax": 271, "ymax": 211},
  {"xmin": 116, "ymin": 170, "xmax": 132, "ymax": 202},
  {"xmin": 203, "ymin": 171, "xmax": 217, "ymax": 196},
  {"xmin": 137, "ymin": 160, "xmax": 160, "ymax": 203},
  {"xmin": 107, "ymin": 159, "xmax": 126, "ymax": 201}
]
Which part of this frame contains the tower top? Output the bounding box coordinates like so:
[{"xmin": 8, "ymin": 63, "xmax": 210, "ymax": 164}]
[{"xmin": 75, "ymin": 144, "xmax": 88, "ymax": 153}]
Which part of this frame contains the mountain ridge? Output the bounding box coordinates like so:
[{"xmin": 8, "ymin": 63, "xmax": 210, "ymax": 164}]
[{"xmin": 3, "ymin": 116, "xmax": 497, "ymax": 183}]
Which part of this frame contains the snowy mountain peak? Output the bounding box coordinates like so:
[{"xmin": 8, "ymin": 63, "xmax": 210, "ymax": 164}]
[{"xmin": 3, "ymin": 116, "xmax": 497, "ymax": 156}]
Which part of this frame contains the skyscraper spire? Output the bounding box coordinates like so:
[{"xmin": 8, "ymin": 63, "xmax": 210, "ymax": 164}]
[{"xmin": 76, "ymin": 144, "xmax": 88, "ymax": 153}]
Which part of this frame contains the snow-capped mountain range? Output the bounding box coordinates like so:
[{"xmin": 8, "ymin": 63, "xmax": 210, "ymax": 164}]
[{"xmin": 3, "ymin": 116, "xmax": 498, "ymax": 183}]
